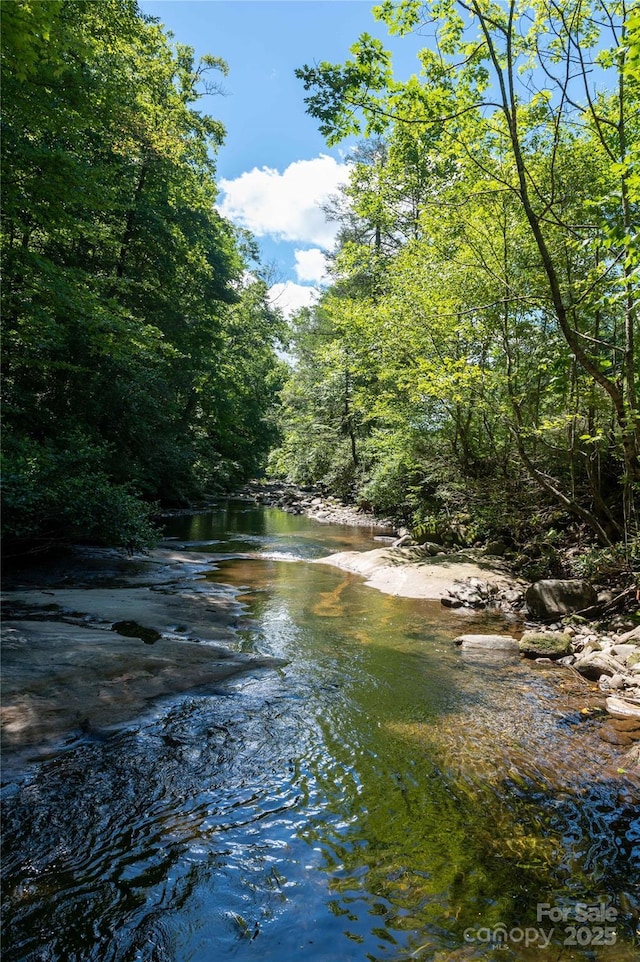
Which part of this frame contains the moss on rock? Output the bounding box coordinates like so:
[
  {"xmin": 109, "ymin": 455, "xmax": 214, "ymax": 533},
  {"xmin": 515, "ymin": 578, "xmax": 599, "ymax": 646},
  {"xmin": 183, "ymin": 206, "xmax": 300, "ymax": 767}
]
[{"xmin": 519, "ymin": 631, "xmax": 572, "ymax": 659}]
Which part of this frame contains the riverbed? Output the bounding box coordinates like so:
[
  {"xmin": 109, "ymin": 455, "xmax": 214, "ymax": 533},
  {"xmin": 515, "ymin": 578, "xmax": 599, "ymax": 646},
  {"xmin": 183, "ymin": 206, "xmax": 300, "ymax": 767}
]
[{"xmin": 2, "ymin": 501, "xmax": 639, "ymax": 960}]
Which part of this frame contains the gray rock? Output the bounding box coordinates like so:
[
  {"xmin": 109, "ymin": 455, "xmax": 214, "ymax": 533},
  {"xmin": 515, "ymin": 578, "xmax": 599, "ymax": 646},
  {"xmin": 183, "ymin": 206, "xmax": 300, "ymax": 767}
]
[
  {"xmin": 454, "ymin": 634, "xmax": 520, "ymax": 651},
  {"xmin": 610, "ymin": 644, "xmax": 640, "ymax": 663},
  {"xmin": 597, "ymin": 590, "xmax": 617, "ymax": 605},
  {"xmin": 525, "ymin": 579, "xmax": 598, "ymax": 619},
  {"xmin": 609, "ymin": 674, "xmax": 628, "ymax": 690},
  {"xmin": 421, "ymin": 541, "xmax": 444, "ymax": 556},
  {"xmin": 500, "ymin": 589, "xmax": 524, "ymax": 605},
  {"xmin": 619, "ymin": 625, "xmax": 640, "ymax": 643},
  {"xmin": 573, "ymin": 650, "xmax": 627, "ymax": 680}
]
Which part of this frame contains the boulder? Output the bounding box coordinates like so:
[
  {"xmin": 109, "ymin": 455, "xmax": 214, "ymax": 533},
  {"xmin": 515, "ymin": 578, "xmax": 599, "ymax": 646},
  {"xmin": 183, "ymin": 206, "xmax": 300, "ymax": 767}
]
[
  {"xmin": 441, "ymin": 596, "xmax": 463, "ymax": 609},
  {"xmin": 525, "ymin": 579, "xmax": 598, "ymax": 619},
  {"xmin": 598, "ymin": 728, "xmax": 633, "ymax": 748},
  {"xmin": 500, "ymin": 588, "xmax": 525, "ymax": 606},
  {"xmin": 454, "ymin": 634, "xmax": 520, "ymax": 652},
  {"xmin": 610, "ymin": 717, "xmax": 640, "ymax": 733},
  {"xmin": 599, "ymin": 727, "xmax": 634, "ymax": 747},
  {"xmin": 518, "ymin": 631, "xmax": 572, "ymax": 660}
]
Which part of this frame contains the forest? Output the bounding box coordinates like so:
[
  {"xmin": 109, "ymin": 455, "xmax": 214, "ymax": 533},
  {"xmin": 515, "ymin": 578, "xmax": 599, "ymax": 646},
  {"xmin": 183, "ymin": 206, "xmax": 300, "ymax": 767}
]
[
  {"xmin": 1, "ymin": 0, "xmax": 285, "ymax": 553},
  {"xmin": 271, "ymin": 0, "xmax": 640, "ymax": 578},
  {"xmin": 2, "ymin": 0, "xmax": 639, "ymax": 578}
]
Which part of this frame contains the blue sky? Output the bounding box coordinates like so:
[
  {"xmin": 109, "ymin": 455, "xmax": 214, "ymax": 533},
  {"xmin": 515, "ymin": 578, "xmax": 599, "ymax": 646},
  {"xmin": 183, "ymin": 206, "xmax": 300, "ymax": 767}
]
[{"xmin": 138, "ymin": 1, "xmax": 429, "ymax": 315}]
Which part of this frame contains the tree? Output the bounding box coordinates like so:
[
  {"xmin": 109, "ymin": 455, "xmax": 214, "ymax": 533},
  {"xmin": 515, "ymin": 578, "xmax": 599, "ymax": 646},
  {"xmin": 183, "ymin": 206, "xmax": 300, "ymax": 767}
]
[
  {"xmin": 1, "ymin": 0, "xmax": 283, "ymax": 552},
  {"xmin": 295, "ymin": 0, "xmax": 639, "ymax": 545}
]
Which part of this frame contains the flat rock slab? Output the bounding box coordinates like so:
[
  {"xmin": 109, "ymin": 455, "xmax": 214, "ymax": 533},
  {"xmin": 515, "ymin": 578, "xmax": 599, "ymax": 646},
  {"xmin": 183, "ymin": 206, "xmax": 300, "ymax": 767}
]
[
  {"xmin": 315, "ymin": 548, "xmax": 518, "ymax": 599},
  {"xmin": 1, "ymin": 620, "xmax": 283, "ymax": 751},
  {"xmin": 454, "ymin": 634, "xmax": 520, "ymax": 651}
]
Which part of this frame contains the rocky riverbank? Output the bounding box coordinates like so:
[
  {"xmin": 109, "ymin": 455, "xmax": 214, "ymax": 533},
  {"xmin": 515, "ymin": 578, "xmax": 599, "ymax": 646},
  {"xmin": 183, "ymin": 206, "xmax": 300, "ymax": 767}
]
[
  {"xmin": 238, "ymin": 480, "xmax": 395, "ymax": 529},
  {"xmin": 241, "ymin": 481, "xmax": 640, "ymax": 770}
]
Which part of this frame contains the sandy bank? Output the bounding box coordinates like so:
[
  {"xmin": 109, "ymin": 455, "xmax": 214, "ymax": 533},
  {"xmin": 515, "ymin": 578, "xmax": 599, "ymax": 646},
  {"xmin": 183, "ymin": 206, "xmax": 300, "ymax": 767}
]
[{"xmin": 314, "ymin": 546, "xmax": 521, "ymax": 600}]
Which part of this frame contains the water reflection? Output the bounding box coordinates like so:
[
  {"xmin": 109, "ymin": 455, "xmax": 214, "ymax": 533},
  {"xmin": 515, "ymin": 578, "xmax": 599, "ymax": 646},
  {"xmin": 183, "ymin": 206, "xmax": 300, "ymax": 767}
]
[{"xmin": 2, "ymin": 504, "xmax": 639, "ymax": 961}]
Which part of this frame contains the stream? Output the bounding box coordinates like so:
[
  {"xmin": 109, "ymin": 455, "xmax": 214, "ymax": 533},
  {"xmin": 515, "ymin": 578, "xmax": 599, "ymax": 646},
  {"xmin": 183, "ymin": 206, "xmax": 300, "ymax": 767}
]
[{"xmin": 2, "ymin": 501, "xmax": 639, "ymax": 961}]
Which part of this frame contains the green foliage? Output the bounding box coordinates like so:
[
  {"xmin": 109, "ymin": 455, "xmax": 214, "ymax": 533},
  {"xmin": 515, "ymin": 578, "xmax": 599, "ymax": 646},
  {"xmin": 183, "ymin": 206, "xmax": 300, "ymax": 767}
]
[
  {"xmin": 2, "ymin": 432, "xmax": 158, "ymax": 552},
  {"xmin": 570, "ymin": 536, "xmax": 640, "ymax": 582},
  {"xmin": 281, "ymin": 0, "xmax": 639, "ymax": 548},
  {"xmin": 1, "ymin": 0, "xmax": 283, "ymax": 554}
]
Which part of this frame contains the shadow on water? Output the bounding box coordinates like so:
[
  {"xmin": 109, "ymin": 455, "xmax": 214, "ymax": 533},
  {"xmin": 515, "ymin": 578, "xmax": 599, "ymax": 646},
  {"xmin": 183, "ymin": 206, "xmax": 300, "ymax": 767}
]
[{"xmin": 2, "ymin": 502, "xmax": 639, "ymax": 961}]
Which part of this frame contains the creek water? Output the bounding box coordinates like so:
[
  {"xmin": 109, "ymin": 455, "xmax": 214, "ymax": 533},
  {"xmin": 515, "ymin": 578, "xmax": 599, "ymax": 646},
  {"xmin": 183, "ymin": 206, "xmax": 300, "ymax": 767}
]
[{"xmin": 2, "ymin": 501, "xmax": 639, "ymax": 961}]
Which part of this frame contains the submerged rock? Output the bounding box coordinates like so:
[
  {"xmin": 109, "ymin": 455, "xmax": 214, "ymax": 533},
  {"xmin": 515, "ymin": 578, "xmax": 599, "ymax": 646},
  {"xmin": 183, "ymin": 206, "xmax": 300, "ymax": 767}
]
[{"xmin": 454, "ymin": 634, "xmax": 520, "ymax": 652}]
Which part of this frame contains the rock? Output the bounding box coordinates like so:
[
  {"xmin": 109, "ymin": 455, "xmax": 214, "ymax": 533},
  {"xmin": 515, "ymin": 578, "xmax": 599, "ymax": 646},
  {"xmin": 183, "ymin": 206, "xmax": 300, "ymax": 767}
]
[
  {"xmin": 609, "ymin": 673, "xmax": 628, "ymax": 690},
  {"xmin": 452, "ymin": 587, "xmax": 485, "ymax": 607},
  {"xmin": 610, "ymin": 644, "xmax": 640, "ymax": 663},
  {"xmin": 525, "ymin": 579, "xmax": 598, "ymax": 619},
  {"xmin": 605, "ymin": 696, "xmax": 640, "ymax": 720},
  {"xmin": 622, "ymin": 743, "xmax": 640, "ymax": 768},
  {"xmin": 392, "ymin": 534, "xmax": 413, "ymax": 548},
  {"xmin": 500, "ymin": 588, "xmax": 524, "ymax": 606},
  {"xmin": 518, "ymin": 631, "xmax": 572, "ymax": 660},
  {"xmin": 484, "ymin": 540, "xmax": 507, "ymax": 557},
  {"xmin": 611, "ymin": 717, "xmax": 640, "ymax": 733},
  {"xmin": 441, "ymin": 596, "xmax": 463, "ymax": 609},
  {"xmin": 421, "ymin": 541, "xmax": 445, "ymax": 556},
  {"xmin": 454, "ymin": 634, "xmax": 520, "ymax": 652},
  {"xmin": 583, "ymin": 639, "xmax": 603, "ymax": 653},
  {"xmin": 599, "ymin": 727, "xmax": 634, "ymax": 747},
  {"xmin": 597, "ymin": 590, "xmax": 617, "ymax": 606},
  {"xmin": 573, "ymin": 650, "xmax": 627, "ymax": 679},
  {"xmin": 619, "ymin": 625, "xmax": 640, "ymax": 643}
]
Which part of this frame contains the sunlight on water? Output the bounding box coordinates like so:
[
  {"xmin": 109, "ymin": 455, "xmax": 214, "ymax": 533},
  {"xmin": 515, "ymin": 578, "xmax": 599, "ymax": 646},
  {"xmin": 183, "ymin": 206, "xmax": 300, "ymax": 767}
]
[{"xmin": 2, "ymin": 502, "xmax": 639, "ymax": 961}]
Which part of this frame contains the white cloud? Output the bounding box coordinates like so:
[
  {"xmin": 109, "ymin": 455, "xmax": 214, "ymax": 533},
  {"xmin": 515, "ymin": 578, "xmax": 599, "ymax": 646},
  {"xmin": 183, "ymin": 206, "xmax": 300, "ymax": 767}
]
[
  {"xmin": 268, "ymin": 281, "xmax": 320, "ymax": 318},
  {"xmin": 218, "ymin": 155, "xmax": 348, "ymax": 248},
  {"xmin": 294, "ymin": 248, "xmax": 330, "ymax": 285}
]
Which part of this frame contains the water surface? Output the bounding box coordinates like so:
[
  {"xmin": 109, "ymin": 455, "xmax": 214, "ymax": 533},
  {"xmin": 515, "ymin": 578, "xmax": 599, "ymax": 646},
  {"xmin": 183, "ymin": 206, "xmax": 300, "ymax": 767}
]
[{"xmin": 2, "ymin": 502, "xmax": 639, "ymax": 961}]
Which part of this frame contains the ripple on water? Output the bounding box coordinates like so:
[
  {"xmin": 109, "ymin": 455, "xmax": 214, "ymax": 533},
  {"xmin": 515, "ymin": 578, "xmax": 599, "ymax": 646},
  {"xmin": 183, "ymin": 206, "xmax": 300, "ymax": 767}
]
[{"xmin": 2, "ymin": 508, "xmax": 640, "ymax": 961}]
